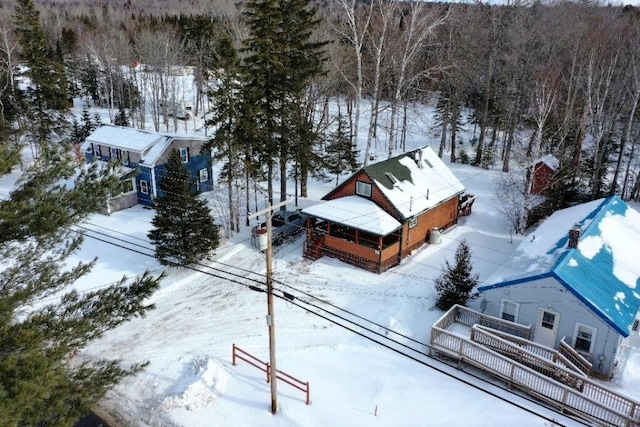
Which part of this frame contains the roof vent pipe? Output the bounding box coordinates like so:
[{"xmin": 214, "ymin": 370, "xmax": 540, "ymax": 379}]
[{"xmin": 568, "ymin": 225, "xmax": 581, "ymax": 249}]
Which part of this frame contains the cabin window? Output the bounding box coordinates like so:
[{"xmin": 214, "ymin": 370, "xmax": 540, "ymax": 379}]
[
  {"xmin": 500, "ymin": 300, "xmax": 519, "ymax": 322},
  {"xmin": 409, "ymin": 217, "xmax": 418, "ymax": 228},
  {"xmin": 356, "ymin": 181, "xmax": 372, "ymax": 197},
  {"xmin": 140, "ymin": 180, "xmax": 149, "ymax": 195},
  {"xmin": 574, "ymin": 324, "xmax": 596, "ymax": 354},
  {"xmin": 179, "ymin": 147, "xmax": 189, "ymax": 163},
  {"xmin": 93, "ymin": 144, "xmax": 101, "ymax": 157},
  {"xmin": 199, "ymin": 168, "xmax": 209, "ymax": 182}
]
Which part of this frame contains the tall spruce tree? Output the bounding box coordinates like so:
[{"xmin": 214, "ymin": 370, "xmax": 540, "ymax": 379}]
[
  {"xmin": 434, "ymin": 240, "xmax": 479, "ymax": 310},
  {"xmin": 205, "ymin": 35, "xmax": 245, "ymax": 235},
  {"xmin": 241, "ymin": 0, "xmax": 326, "ymax": 205},
  {"xmin": 325, "ymin": 116, "xmax": 360, "ymax": 186},
  {"xmin": 148, "ymin": 149, "xmax": 220, "ymax": 266},
  {"xmin": 0, "ymin": 153, "xmax": 163, "ymax": 426},
  {"xmin": 13, "ymin": 0, "xmax": 70, "ymax": 157}
]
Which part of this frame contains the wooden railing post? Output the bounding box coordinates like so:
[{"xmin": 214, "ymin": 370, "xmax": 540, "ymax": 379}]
[
  {"xmin": 232, "ymin": 343, "xmax": 237, "ymax": 366},
  {"xmin": 306, "ymin": 382, "xmax": 310, "ymax": 405},
  {"xmin": 266, "ymin": 363, "xmax": 271, "ymax": 383}
]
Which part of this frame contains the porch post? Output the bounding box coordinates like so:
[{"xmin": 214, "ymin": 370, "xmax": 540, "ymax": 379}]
[{"xmin": 378, "ymin": 235, "xmax": 383, "ymax": 273}]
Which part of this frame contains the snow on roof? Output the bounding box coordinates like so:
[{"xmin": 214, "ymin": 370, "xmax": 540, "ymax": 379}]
[
  {"xmin": 83, "ymin": 124, "xmax": 167, "ymax": 153},
  {"xmin": 81, "ymin": 125, "xmax": 210, "ymax": 167},
  {"xmin": 302, "ymin": 195, "xmax": 401, "ymax": 236},
  {"xmin": 481, "ymin": 196, "xmax": 640, "ymax": 336},
  {"xmin": 535, "ymin": 154, "xmax": 559, "ymax": 170},
  {"xmin": 364, "ymin": 146, "xmax": 465, "ymax": 219}
]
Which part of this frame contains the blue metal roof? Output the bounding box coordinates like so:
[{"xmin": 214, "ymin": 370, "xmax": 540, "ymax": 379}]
[{"xmin": 480, "ymin": 196, "xmax": 640, "ymax": 337}]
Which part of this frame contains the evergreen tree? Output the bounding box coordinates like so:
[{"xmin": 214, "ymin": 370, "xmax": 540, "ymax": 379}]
[
  {"xmin": 148, "ymin": 149, "xmax": 220, "ymax": 266},
  {"xmin": 325, "ymin": 116, "xmax": 360, "ymax": 186},
  {"xmin": 13, "ymin": 0, "xmax": 70, "ymax": 156},
  {"xmin": 0, "ymin": 153, "xmax": 163, "ymax": 426},
  {"xmin": 205, "ymin": 35, "xmax": 245, "ymax": 235},
  {"xmin": 114, "ymin": 104, "xmax": 130, "ymax": 127},
  {"xmin": 241, "ymin": 0, "xmax": 326, "ymax": 205},
  {"xmin": 434, "ymin": 240, "xmax": 479, "ymax": 310}
]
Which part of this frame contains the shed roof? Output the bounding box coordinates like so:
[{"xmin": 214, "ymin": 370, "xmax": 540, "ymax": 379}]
[
  {"xmin": 534, "ymin": 154, "xmax": 560, "ymax": 170},
  {"xmin": 302, "ymin": 195, "xmax": 401, "ymax": 236},
  {"xmin": 480, "ymin": 196, "xmax": 640, "ymax": 337}
]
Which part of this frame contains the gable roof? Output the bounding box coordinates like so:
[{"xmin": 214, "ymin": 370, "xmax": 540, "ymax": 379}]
[
  {"xmin": 302, "ymin": 195, "xmax": 401, "ymax": 236},
  {"xmin": 82, "ymin": 124, "xmax": 209, "ymax": 167},
  {"xmin": 534, "ymin": 154, "xmax": 560, "ymax": 171},
  {"xmin": 324, "ymin": 146, "xmax": 465, "ymax": 220},
  {"xmin": 83, "ymin": 124, "xmax": 167, "ymax": 153},
  {"xmin": 479, "ymin": 196, "xmax": 640, "ymax": 337}
]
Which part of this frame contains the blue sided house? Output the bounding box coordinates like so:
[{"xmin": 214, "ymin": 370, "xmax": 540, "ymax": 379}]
[
  {"xmin": 82, "ymin": 124, "xmax": 213, "ymax": 213},
  {"xmin": 478, "ymin": 196, "xmax": 640, "ymax": 377}
]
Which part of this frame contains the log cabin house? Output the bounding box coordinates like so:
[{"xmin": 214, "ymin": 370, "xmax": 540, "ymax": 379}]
[{"xmin": 302, "ymin": 146, "xmax": 466, "ymax": 273}]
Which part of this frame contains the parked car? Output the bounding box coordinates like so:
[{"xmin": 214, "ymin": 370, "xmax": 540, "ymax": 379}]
[{"xmin": 252, "ymin": 210, "xmax": 308, "ymax": 246}]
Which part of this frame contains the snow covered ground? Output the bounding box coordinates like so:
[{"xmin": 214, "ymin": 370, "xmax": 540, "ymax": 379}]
[{"xmin": 5, "ymin": 93, "xmax": 640, "ymax": 426}]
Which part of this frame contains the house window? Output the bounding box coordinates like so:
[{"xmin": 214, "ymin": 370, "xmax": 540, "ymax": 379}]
[
  {"xmin": 122, "ymin": 179, "xmax": 135, "ymax": 194},
  {"xmin": 541, "ymin": 312, "xmax": 556, "ymax": 329},
  {"xmin": 140, "ymin": 180, "xmax": 149, "ymax": 195},
  {"xmin": 574, "ymin": 324, "xmax": 596, "ymax": 353},
  {"xmin": 355, "ymin": 181, "xmax": 372, "ymax": 197},
  {"xmin": 110, "ymin": 147, "xmax": 121, "ymax": 160},
  {"xmin": 500, "ymin": 300, "xmax": 519, "ymax": 322},
  {"xmin": 93, "ymin": 144, "xmax": 101, "ymax": 157},
  {"xmin": 409, "ymin": 217, "xmax": 418, "ymax": 228},
  {"xmin": 179, "ymin": 147, "xmax": 189, "ymax": 163},
  {"xmin": 199, "ymin": 168, "xmax": 209, "ymax": 182}
]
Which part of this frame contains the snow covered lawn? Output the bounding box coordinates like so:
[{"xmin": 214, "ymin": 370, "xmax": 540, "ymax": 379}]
[{"xmin": 47, "ymin": 160, "xmax": 640, "ymax": 427}]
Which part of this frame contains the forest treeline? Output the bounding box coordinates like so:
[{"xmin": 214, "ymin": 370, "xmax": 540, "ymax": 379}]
[{"xmin": 2, "ymin": 0, "xmax": 640, "ymax": 212}]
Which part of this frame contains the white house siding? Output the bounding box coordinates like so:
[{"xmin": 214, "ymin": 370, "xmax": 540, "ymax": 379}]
[{"xmin": 480, "ymin": 276, "xmax": 621, "ymax": 376}]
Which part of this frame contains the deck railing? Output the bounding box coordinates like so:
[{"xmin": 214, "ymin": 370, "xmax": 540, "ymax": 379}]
[
  {"xmin": 472, "ymin": 325, "xmax": 587, "ymax": 376},
  {"xmin": 433, "ymin": 304, "xmax": 532, "ymax": 339},
  {"xmin": 430, "ymin": 307, "xmax": 640, "ymax": 427},
  {"xmin": 559, "ymin": 338, "xmax": 593, "ymax": 376}
]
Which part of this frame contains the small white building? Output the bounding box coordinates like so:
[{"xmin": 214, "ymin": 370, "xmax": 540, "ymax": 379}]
[{"xmin": 478, "ymin": 196, "xmax": 640, "ymax": 378}]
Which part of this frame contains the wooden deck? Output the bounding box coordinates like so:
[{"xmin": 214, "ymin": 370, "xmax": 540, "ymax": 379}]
[{"xmin": 430, "ymin": 305, "xmax": 640, "ymax": 427}]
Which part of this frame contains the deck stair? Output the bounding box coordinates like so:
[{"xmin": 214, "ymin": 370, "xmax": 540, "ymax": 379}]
[
  {"xmin": 303, "ymin": 236, "xmax": 324, "ymax": 260},
  {"xmin": 430, "ymin": 305, "xmax": 640, "ymax": 427}
]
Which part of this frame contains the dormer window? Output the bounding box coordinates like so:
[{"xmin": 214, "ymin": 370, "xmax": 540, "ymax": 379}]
[
  {"xmin": 179, "ymin": 147, "xmax": 189, "ymax": 163},
  {"xmin": 355, "ymin": 181, "xmax": 372, "ymax": 198},
  {"xmin": 385, "ymin": 172, "xmax": 400, "ymax": 187}
]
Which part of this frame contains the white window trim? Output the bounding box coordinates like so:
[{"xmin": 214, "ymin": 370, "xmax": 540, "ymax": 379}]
[
  {"xmin": 199, "ymin": 168, "xmax": 209, "ymax": 183},
  {"xmin": 500, "ymin": 299, "xmax": 519, "ymax": 323},
  {"xmin": 355, "ymin": 181, "xmax": 372, "ymax": 197},
  {"xmin": 123, "ymin": 178, "xmax": 136, "ymax": 194},
  {"xmin": 573, "ymin": 323, "xmax": 597, "ymax": 354},
  {"xmin": 179, "ymin": 147, "xmax": 189, "ymax": 163},
  {"xmin": 408, "ymin": 217, "xmax": 418, "ymax": 228},
  {"xmin": 140, "ymin": 180, "xmax": 149, "ymax": 195}
]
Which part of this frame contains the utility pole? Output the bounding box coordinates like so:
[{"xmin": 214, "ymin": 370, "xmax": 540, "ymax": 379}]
[{"xmin": 247, "ymin": 199, "xmax": 289, "ymax": 414}]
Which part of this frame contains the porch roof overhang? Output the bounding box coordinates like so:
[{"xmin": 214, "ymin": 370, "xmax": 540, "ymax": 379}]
[{"xmin": 302, "ymin": 195, "xmax": 402, "ymax": 236}]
